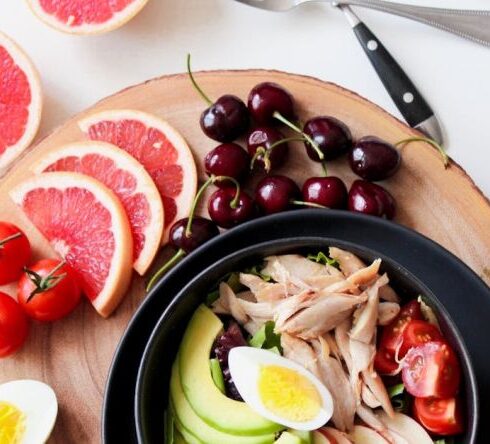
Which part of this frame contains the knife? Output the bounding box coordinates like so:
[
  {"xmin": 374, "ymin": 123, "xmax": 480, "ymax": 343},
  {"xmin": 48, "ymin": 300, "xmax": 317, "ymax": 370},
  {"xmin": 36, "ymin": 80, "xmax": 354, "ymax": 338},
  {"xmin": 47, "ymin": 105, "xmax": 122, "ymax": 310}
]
[{"xmin": 337, "ymin": 5, "xmax": 443, "ymax": 144}]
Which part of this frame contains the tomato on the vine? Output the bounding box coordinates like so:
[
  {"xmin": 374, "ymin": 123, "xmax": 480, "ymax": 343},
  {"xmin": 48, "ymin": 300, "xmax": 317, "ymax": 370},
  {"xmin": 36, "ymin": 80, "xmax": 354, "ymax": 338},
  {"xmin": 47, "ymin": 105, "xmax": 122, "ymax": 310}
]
[
  {"xmin": 0, "ymin": 222, "xmax": 31, "ymax": 285},
  {"xmin": 0, "ymin": 291, "xmax": 29, "ymax": 357},
  {"xmin": 413, "ymin": 397, "xmax": 464, "ymax": 436},
  {"xmin": 402, "ymin": 341, "xmax": 461, "ymax": 398},
  {"xmin": 18, "ymin": 259, "xmax": 82, "ymax": 322},
  {"xmin": 375, "ymin": 300, "xmax": 423, "ymax": 374}
]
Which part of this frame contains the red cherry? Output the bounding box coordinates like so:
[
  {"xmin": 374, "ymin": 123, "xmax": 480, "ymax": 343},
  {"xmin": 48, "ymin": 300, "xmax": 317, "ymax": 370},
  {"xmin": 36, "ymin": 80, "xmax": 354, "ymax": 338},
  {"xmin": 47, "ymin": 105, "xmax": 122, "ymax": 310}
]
[
  {"xmin": 348, "ymin": 180, "xmax": 396, "ymax": 219},
  {"xmin": 247, "ymin": 126, "xmax": 289, "ymax": 172},
  {"xmin": 204, "ymin": 143, "xmax": 250, "ymax": 184},
  {"xmin": 208, "ymin": 187, "xmax": 256, "ymax": 228},
  {"xmin": 303, "ymin": 116, "xmax": 353, "ymax": 161},
  {"xmin": 302, "ymin": 176, "xmax": 348, "ymax": 209},
  {"xmin": 255, "ymin": 175, "xmax": 301, "ymax": 215},
  {"xmin": 248, "ymin": 82, "xmax": 295, "ymax": 125}
]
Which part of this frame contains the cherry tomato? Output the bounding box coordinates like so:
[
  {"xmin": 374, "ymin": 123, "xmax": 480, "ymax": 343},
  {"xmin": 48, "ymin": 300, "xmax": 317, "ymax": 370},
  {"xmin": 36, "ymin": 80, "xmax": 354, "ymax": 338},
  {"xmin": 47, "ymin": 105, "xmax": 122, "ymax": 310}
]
[
  {"xmin": 18, "ymin": 259, "xmax": 82, "ymax": 322},
  {"xmin": 0, "ymin": 222, "xmax": 31, "ymax": 285},
  {"xmin": 402, "ymin": 341, "xmax": 461, "ymax": 398},
  {"xmin": 375, "ymin": 300, "xmax": 423, "ymax": 374},
  {"xmin": 0, "ymin": 291, "xmax": 29, "ymax": 357},
  {"xmin": 399, "ymin": 320, "xmax": 443, "ymax": 357},
  {"xmin": 413, "ymin": 397, "xmax": 464, "ymax": 435}
]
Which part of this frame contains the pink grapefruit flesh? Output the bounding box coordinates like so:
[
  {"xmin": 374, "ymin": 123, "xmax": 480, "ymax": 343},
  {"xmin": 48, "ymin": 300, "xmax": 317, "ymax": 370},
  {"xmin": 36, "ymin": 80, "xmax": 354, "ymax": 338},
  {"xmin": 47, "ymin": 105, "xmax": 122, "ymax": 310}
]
[
  {"xmin": 0, "ymin": 32, "xmax": 42, "ymax": 174},
  {"xmin": 10, "ymin": 172, "xmax": 133, "ymax": 317},
  {"xmin": 27, "ymin": 0, "xmax": 149, "ymax": 35},
  {"xmin": 33, "ymin": 141, "xmax": 164, "ymax": 275},
  {"xmin": 79, "ymin": 109, "xmax": 197, "ymax": 243}
]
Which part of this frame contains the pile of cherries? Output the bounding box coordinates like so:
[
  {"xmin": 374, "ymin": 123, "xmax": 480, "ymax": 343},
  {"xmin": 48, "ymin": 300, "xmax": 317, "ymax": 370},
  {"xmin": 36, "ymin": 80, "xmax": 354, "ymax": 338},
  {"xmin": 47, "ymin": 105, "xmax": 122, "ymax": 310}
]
[{"xmin": 147, "ymin": 59, "xmax": 405, "ymax": 290}]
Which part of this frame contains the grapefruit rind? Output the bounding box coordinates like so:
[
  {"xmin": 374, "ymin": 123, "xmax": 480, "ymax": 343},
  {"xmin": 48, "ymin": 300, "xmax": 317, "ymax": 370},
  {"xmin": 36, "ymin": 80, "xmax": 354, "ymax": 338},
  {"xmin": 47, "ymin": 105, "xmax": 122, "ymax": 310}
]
[
  {"xmin": 78, "ymin": 109, "xmax": 197, "ymax": 243},
  {"xmin": 26, "ymin": 0, "xmax": 150, "ymax": 35},
  {"xmin": 10, "ymin": 172, "xmax": 133, "ymax": 318},
  {"xmin": 0, "ymin": 31, "xmax": 42, "ymax": 174},
  {"xmin": 32, "ymin": 141, "xmax": 164, "ymax": 275}
]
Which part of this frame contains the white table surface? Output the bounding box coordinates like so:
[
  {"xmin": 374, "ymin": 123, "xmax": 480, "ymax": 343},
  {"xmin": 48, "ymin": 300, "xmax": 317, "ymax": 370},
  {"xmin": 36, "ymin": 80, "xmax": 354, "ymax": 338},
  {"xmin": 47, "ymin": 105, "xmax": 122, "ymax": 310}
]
[{"xmin": 1, "ymin": 0, "xmax": 489, "ymax": 196}]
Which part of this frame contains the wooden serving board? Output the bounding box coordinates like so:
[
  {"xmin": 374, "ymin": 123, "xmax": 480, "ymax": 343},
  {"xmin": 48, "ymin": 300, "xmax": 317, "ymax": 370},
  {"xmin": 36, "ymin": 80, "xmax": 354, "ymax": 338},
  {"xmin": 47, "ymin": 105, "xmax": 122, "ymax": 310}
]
[{"xmin": 0, "ymin": 70, "xmax": 489, "ymax": 443}]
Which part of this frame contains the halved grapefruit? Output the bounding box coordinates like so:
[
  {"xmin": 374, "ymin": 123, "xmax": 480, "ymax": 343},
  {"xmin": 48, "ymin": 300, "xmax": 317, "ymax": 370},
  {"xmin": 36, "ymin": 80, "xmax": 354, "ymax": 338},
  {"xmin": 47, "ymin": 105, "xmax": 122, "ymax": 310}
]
[
  {"xmin": 79, "ymin": 109, "xmax": 197, "ymax": 243},
  {"xmin": 0, "ymin": 32, "xmax": 42, "ymax": 174},
  {"xmin": 10, "ymin": 172, "xmax": 133, "ymax": 318},
  {"xmin": 33, "ymin": 141, "xmax": 164, "ymax": 276},
  {"xmin": 26, "ymin": 0, "xmax": 149, "ymax": 35}
]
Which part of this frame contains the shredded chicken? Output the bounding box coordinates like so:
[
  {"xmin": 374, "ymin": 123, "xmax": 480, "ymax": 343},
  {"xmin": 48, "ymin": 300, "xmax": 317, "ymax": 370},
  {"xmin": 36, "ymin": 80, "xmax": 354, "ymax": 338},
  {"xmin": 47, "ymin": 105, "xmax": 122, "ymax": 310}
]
[
  {"xmin": 356, "ymin": 404, "xmax": 395, "ymax": 444},
  {"xmin": 362, "ymin": 364, "xmax": 395, "ymax": 418},
  {"xmin": 281, "ymin": 333, "xmax": 320, "ymax": 377},
  {"xmin": 329, "ymin": 247, "xmax": 366, "ymax": 276},
  {"xmin": 239, "ymin": 273, "xmax": 285, "ymax": 301},
  {"xmin": 278, "ymin": 293, "xmax": 368, "ymax": 339},
  {"xmin": 378, "ymin": 302, "xmax": 401, "ymax": 325},
  {"xmin": 350, "ymin": 274, "xmax": 389, "ymax": 343},
  {"xmin": 214, "ymin": 250, "xmax": 414, "ymax": 440},
  {"xmin": 312, "ymin": 339, "xmax": 357, "ymax": 432}
]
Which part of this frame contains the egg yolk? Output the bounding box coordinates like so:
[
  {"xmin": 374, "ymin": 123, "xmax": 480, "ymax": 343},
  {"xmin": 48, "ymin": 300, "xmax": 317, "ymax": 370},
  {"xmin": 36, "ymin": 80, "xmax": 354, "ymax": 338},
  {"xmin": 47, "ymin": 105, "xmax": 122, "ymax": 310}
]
[
  {"xmin": 258, "ymin": 365, "xmax": 321, "ymax": 422},
  {"xmin": 0, "ymin": 401, "xmax": 25, "ymax": 444}
]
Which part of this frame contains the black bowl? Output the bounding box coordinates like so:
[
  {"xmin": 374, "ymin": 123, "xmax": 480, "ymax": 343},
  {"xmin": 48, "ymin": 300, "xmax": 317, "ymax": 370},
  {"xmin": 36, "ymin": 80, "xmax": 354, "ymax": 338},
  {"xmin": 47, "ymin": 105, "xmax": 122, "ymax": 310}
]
[{"xmin": 135, "ymin": 236, "xmax": 479, "ymax": 443}]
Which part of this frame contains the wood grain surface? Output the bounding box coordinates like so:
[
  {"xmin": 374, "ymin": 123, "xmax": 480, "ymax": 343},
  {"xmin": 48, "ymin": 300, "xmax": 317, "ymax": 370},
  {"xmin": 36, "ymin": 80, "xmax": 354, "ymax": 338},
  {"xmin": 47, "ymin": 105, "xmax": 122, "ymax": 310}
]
[{"xmin": 0, "ymin": 70, "xmax": 489, "ymax": 443}]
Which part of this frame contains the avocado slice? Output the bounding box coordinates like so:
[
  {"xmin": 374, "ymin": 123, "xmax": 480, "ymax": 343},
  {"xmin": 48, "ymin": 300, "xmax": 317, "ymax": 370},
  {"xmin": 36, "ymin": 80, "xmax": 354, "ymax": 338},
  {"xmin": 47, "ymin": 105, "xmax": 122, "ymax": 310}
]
[
  {"xmin": 275, "ymin": 432, "xmax": 302, "ymax": 444},
  {"xmin": 288, "ymin": 430, "xmax": 312, "ymax": 444},
  {"xmin": 178, "ymin": 305, "xmax": 283, "ymax": 435},
  {"xmin": 171, "ymin": 360, "xmax": 277, "ymax": 444},
  {"xmin": 174, "ymin": 428, "xmax": 188, "ymax": 444}
]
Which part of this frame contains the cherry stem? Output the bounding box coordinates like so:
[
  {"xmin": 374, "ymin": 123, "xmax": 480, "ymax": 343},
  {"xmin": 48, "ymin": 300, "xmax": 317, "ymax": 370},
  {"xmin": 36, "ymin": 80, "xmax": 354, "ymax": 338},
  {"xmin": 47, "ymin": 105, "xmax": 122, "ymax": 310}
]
[
  {"xmin": 250, "ymin": 136, "xmax": 305, "ymax": 172},
  {"xmin": 186, "ymin": 54, "xmax": 213, "ymax": 106},
  {"xmin": 321, "ymin": 161, "xmax": 328, "ymax": 177},
  {"xmin": 185, "ymin": 175, "xmax": 240, "ymax": 238},
  {"xmin": 185, "ymin": 176, "xmax": 214, "ymax": 237},
  {"xmin": 146, "ymin": 249, "xmax": 186, "ymax": 292},
  {"xmin": 273, "ymin": 111, "xmax": 324, "ymax": 160},
  {"xmin": 291, "ymin": 200, "xmax": 327, "ymax": 209},
  {"xmin": 395, "ymin": 136, "xmax": 449, "ymax": 168},
  {"xmin": 25, "ymin": 260, "xmax": 67, "ymax": 302},
  {"xmin": 0, "ymin": 232, "xmax": 22, "ymax": 249}
]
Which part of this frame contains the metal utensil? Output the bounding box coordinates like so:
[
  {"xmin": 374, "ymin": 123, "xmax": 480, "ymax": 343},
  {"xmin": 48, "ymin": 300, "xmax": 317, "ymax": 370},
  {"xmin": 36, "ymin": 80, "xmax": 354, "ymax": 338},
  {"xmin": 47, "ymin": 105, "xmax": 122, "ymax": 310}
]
[
  {"xmin": 234, "ymin": 0, "xmax": 444, "ymax": 143},
  {"xmin": 234, "ymin": 0, "xmax": 490, "ymax": 47}
]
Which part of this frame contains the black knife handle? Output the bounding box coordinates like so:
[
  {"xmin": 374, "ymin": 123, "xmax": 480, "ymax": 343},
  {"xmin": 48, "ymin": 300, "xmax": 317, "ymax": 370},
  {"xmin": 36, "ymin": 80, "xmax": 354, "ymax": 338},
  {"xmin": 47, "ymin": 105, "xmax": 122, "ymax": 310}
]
[{"xmin": 352, "ymin": 21, "xmax": 433, "ymax": 127}]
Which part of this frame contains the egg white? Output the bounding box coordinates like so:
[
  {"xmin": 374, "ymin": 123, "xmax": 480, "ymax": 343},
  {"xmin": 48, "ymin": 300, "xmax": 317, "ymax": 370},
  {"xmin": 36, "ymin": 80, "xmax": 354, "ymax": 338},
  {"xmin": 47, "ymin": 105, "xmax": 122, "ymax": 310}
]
[
  {"xmin": 0, "ymin": 380, "xmax": 58, "ymax": 444},
  {"xmin": 228, "ymin": 347, "xmax": 333, "ymax": 431}
]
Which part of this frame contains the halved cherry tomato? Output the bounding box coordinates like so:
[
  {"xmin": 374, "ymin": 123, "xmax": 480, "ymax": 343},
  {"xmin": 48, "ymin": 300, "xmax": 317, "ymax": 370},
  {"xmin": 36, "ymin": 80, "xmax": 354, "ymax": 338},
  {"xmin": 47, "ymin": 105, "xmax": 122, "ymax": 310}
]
[
  {"xmin": 413, "ymin": 397, "xmax": 464, "ymax": 435},
  {"xmin": 0, "ymin": 291, "xmax": 29, "ymax": 357},
  {"xmin": 18, "ymin": 259, "xmax": 82, "ymax": 322},
  {"xmin": 402, "ymin": 341, "xmax": 461, "ymax": 398},
  {"xmin": 375, "ymin": 300, "xmax": 423, "ymax": 374},
  {"xmin": 399, "ymin": 320, "xmax": 443, "ymax": 357},
  {"xmin": 0, "ymin": 222, "xmax": 31, "ymax": 285},
  {"xmin": 374, "ymin": 347, "xmax": 398, "ymax": 375}
]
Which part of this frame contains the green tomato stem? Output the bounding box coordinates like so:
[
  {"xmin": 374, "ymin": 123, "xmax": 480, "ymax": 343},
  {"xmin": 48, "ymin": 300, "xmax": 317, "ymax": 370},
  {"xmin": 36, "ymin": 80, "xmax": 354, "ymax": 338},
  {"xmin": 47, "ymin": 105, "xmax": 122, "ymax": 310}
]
[
  {"xmin": 395, "ymin": 136, "xmax": 449, "ymax": 168},
  {"xmin": 186, "ymin": 54, "xmax": 213, "ymax": 106},
  {"xmin": 146, "ymin": 249, "xmax": 186, "ymax": 292},
  {"xmin": 0, "ymin": 231, "xmax": 22, "ymax": 248},
  {"xmin": 26, "ymin": 260, "xmax": 67, "ymax": 302}
]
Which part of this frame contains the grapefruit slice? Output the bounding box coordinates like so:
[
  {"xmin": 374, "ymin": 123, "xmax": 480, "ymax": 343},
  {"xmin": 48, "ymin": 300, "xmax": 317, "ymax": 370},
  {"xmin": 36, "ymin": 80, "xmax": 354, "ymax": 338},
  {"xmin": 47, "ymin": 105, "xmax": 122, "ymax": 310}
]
[
  {"xmin": 0, "ymin": 32, "xmax": 42, "ymax": 174},
  {"xmin": 26, "ymin": 0, "xmax": 149, "ymax": 35},
  {"xmin": 79, "ymin": 109, "xmax": 197, "ymax": 243},
  {"xmin": 10, "ymin": 172, "xmax": 133, "ymax": 318},
  {"xmin": 33, "ymin": 141, "xmax": 164, "ymax": 276}
]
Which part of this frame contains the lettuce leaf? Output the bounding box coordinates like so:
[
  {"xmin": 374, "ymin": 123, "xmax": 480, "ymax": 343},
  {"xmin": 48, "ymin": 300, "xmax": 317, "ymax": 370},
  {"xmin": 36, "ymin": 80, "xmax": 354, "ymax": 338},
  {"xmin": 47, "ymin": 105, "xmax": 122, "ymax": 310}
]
[{"xmin": 307, "ymin": 251, "xmax": 339, "ymax": 268}]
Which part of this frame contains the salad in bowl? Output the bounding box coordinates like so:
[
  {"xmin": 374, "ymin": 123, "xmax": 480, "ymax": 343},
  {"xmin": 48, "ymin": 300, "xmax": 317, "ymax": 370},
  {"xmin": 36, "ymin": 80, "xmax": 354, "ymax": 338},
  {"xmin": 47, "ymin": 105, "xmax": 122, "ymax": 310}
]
[{"xmin": 165, "ymin": 247, "xmax": 467, "ymax": 444}]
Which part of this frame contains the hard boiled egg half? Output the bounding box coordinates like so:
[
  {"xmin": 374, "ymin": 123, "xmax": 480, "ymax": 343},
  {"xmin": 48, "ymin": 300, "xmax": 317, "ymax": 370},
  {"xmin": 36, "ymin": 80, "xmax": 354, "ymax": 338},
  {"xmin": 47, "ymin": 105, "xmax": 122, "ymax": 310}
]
[
  {"xmin": 228, "ymin": 347, "xmax": 333, "ymax": 431},
  {"xmin": 0, "ymin": 380, "xmax": 57, "ymax": 444}
]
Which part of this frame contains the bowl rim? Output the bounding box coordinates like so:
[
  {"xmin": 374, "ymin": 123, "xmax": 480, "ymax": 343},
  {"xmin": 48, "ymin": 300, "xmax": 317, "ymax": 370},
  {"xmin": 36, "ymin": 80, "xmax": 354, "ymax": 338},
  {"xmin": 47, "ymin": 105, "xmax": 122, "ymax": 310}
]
[{"xmin": 135, "ymin": 235, "xmax": 479, "ymax": 444}]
